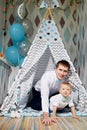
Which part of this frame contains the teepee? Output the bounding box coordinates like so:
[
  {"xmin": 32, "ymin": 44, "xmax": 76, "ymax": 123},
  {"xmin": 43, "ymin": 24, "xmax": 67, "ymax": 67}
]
[{"xmin": 1, "ymin": 8, "xmax": 87, "ymax": 116}]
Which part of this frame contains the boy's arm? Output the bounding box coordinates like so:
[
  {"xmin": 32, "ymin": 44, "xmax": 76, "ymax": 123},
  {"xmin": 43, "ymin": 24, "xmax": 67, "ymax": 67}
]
[
  {"xmin": 52, "ymin": 106, "xmax": 59, "ymax": 119},
  {"xmin": 52, "ymin": 106, "xmax": 57, "ymax": 117},
  {"xmin": 70, "ymin": 106, "xmax": 79, "ymax": 119}
]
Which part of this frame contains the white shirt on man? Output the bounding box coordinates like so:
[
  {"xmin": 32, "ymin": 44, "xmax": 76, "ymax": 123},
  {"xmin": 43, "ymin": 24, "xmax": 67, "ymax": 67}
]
[{"xmin": 34, "ymin": 70, "xmax": 65, "ymax": 113}]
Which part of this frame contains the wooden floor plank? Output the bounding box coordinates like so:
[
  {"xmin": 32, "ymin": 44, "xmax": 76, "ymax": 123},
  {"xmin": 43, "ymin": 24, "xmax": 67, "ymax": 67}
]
[{"xmin": 0, "ymin": 116, "xmax": 87, "ymax": 130}]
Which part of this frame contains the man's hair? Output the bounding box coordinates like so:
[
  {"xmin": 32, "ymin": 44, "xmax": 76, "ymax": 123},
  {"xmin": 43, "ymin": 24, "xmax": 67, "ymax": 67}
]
[{"xmin": 56, "ymin": 60, "xmax": 70, "ymax": 70}]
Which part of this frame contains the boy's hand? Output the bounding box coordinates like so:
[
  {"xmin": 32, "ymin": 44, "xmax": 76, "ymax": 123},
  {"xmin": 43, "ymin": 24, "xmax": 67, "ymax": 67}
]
[{"xmin": 72, "ymin": 115, "xmax": 79, "ymax": 120}]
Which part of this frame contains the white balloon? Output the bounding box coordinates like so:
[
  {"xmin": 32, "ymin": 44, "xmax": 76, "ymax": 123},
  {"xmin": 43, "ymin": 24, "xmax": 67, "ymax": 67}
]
[
  {"xmin": 18, "ymin": 39, "xmax": 31, "ymax": 56},
  {"xmin": 21, "ymin": 19, "xmax": 34, "ymax": 38}
]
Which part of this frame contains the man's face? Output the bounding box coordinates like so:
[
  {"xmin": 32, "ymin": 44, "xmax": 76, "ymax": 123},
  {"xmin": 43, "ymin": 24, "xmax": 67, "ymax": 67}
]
[{"xmin": 55, "ymin": 63, "xmax": 69, "ymax": 80}]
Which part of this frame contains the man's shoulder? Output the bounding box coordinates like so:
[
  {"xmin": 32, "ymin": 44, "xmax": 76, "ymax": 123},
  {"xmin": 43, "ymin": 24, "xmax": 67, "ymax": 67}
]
[
  {"xmin": 44, "ymin": 70, "xmax": 55, "ymax": 75},
  {"xmin": 43, "ymin": 70, "xmax": 55, "ymax": 76},
  {"xmin": 46, "ymin": 70, "xmax": 55, "ymax": 73},
  {"xmin": 41, "ymin": 70, "xmax": 56, "ymax": 81}
]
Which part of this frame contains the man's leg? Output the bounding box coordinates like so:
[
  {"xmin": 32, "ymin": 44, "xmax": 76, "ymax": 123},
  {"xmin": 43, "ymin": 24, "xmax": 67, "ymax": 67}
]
[
  {"xmin": 57, "ymin": 105, "xmax": 71, "ymax": 113},
  {"xmin": 26, "ymin": 87, "xmax": 42, "ymax": 110}
]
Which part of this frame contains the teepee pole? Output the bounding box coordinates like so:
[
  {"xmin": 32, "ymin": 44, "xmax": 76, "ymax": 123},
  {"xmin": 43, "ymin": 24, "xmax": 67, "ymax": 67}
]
[{"xmin": 44, "ymin": 8, "xmax": 54, "ymax": 20}]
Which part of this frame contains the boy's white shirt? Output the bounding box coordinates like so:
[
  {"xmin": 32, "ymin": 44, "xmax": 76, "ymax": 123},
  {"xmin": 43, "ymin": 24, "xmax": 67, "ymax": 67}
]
[{"xmin": 50, "ymin": 93, "xmax": 74, "ymax": 111}]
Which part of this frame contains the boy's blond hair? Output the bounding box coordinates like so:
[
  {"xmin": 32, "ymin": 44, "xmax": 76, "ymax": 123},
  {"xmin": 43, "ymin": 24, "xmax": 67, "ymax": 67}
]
[{"xmin": 59, "ymin": 82, "xmax": 72, "ymax": 90}]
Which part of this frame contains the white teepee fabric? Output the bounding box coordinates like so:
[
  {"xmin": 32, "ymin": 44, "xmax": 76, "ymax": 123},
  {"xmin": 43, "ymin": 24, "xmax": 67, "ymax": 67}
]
[
  {"xmin": 1, "ymin": 18, "xmax": 87, "ymax": 116},
  {"xmin": 39, "ymin": 0, "xmax": 60, "ymax": 9}
]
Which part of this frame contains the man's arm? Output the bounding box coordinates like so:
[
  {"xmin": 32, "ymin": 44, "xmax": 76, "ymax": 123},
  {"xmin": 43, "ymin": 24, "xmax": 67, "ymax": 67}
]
[
  {"xmin": 41, "ymin": 93, "xmax": 57, "ymax": 125},
  {"xmin": 41, "ymin": 95, "xmax": 56, "ymax": 125},
  {"xmin": 40, "ymin": 72, "xmax": 58, "ymax": 125}
]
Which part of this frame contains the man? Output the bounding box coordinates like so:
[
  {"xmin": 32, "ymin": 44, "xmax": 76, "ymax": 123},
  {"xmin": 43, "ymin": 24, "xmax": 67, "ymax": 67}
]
[{"xmin": 26, "ymin": 60, "xmax": 70, "ymax": 125}]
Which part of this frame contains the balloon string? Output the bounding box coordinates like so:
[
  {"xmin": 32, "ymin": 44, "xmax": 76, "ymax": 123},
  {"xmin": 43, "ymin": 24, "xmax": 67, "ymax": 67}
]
[
  {"xmin": 24, "ymin": 0, "xmax": 30, "ymax": 4},
  {"xmin": 15, "ymin": 18, "xmax": 21, "ymax": 23}
]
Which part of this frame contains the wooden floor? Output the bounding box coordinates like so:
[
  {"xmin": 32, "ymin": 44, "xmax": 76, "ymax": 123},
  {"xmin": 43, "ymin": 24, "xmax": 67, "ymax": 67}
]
[{"xmin": 0, "ymin": 116, "xmax": 87, "ymax": 130}]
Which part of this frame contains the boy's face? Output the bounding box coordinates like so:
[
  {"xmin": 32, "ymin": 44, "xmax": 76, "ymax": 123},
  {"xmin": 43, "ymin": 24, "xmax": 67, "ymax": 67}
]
[
  {"xmin": 59, "ymin": 84, "xmax": 72, "ymax": 97},
  {"xmin": 55, "ymin": 63, "xmax": 69, "ymax": 80}
]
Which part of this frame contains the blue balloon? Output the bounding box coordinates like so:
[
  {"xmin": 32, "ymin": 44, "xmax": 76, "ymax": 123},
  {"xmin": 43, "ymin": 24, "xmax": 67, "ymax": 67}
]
[
  {"xmin": 18, "ymin": 56, "xmax": 25, "ymax": 68},
  {"xmin": 5, "ymin": 46, "xmax": 19, "ymax": 66},
  {"xmin": 12, "ymin": 36, "xmax": 27, "ymax": 47},
  {"xmin": 12, "ymin": 40, "xmax": 19, "ymax": 47},
  {"xmin": 9, "ymin": 23, "xmax": 25, "ymax": 42}
]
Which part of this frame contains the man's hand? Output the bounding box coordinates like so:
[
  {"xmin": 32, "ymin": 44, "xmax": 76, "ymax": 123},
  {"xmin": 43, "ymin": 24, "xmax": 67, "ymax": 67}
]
[
  {"xmin": 42, "ymin": 117, "xmax": 56, "ymax": 125},
  {"xmin": 42, "ymin": 112, "xmax": 57, "ymax": 125}
]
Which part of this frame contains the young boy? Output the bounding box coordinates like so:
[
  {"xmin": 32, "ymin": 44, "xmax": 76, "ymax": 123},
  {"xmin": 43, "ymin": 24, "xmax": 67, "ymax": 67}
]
[{"xmin": 50, "ymin": 82, "xmax": 79, "ymax": 119}]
